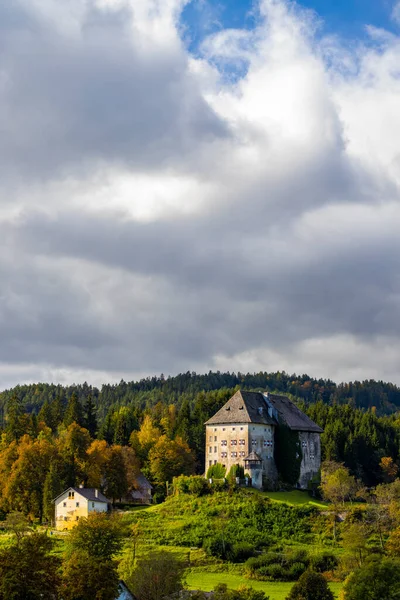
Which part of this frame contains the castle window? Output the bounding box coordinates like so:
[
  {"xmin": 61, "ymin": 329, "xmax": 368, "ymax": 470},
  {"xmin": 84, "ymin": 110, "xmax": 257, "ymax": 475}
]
[
  {"xmin": 209, "ymin": 460, "xmax": 212, "ymax": 467},
  {"xmin": 214, "ymin": 436, "xmax": 217, "ymax": 442},
  {"xmin": 214, "ymin": 447, "xmax": 217, "ymax": 453},
  {"xmin": 231, "ymin": 439, "xmax": 237, "ymax": 445},
  {"xmin": 252, "ymin": 439, "xmax": 257, "ymax": 446},
  {"xmin": 302, "ymin": 441, "xmax": 307, "ymax": 448},
  {"xmin": 209, "ymin": 436, "xmax": 212, "ymax": 441},
  {"xmin": 214, "ymin": 428, "xmax": 217, "ymax": 431},
  {"xmin": 221, "ymin": 440, "xmax": 227, "ymax": 446},
  {"xmin": 310, "ymin": 454, "xmax": 315, "ymax": 460},
  {"xmin": 222, "ymin": 428, "xmax": 225, "ymax": 431},
  {"xmin": 209, "ymin": 447, "xmax": 212, "ymax": 453},
  {"xmin": 214, "ymin": 460, "xmax": 217, "ymax": 465},
  {"xmin": 231, "ymin": 452, "xmax": 237, "ymax": 458}
]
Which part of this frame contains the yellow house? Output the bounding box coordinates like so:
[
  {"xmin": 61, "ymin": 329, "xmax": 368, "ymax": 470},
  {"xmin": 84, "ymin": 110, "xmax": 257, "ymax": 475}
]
[{"xmin": 53, "ymin": 486, "xmax": 110, "ymax": 530}]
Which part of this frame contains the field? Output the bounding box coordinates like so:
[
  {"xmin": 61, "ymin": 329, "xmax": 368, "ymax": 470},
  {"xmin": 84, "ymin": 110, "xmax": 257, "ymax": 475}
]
[{"xmin": 186, "ymin": 570, "xmax": 343, "ymax": 599}]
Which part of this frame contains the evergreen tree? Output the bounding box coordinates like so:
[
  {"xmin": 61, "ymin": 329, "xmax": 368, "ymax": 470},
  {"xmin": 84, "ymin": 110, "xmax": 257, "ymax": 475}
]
[
  {"xmin": 6, "ymin": 395, "xmax": 25, "ymax": 442},
  {"xmin": 84, "ymin": 394, "xmax": 97, "ymax": 438},
  {"xmin": 63, "ymin": 393, "xmax": 84, "ymax": 428},
  {"xmin": 38, "ymin": 400, "xmax": 54, "ymax": 430},
  {"xmin": 43, "ymin": 462, "xmax": 63, "ymax": 525}
]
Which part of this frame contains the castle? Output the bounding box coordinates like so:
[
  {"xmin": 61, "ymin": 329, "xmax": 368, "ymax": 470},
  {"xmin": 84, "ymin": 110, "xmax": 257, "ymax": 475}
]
[{"xmin": 205, "ymin": 390, "xmax": 323, "ymax": 489}]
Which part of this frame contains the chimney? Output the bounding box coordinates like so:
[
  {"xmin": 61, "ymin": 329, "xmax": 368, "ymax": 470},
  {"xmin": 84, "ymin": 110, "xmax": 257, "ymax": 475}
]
[{"xmin": 95, "ymin": 489, "xmax": 98, "ymax": 498}]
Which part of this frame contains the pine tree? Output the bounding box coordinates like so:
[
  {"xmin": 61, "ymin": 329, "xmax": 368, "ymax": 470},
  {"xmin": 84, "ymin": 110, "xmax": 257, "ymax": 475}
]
[
  {"xmin": 6, "ymin": 394, "xmax": 25, "ymax": 441},
  {"xmin": 43, "ymin": 462, "xmax": 63, "ymax": 525},
  {"xmin": 84, "ymin": 394, "xmax": 97, "ymax": 438},
  {"xmin": 38, "ymin": 400, "xmax": 54, "ymax": 430},
  {"xmin": 63, "ymin": 393, "xmax": 84, "ymax": 428}
]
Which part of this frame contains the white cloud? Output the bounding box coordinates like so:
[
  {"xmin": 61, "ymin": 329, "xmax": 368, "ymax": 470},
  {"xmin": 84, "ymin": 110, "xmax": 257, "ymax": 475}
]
[{"xmin": 2, "ymin": 0, "xmax": 400, "ymax": 389}]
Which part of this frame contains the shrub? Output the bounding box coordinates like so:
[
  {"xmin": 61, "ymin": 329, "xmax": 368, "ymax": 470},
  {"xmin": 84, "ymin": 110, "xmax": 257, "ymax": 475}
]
[
  {"xmin": 264, "ymin": 564, "xmax": 287, "ymax": 581},
  {"xmin": 286, "ymin": 570, "xmax": 334, "ymax": 600},
  {"xmin": 288, "ymin": 562, "xmax": 307, "ymax": 580},
  {"xmin": 310, "ymin": 552, "xmax": 338, "ymax": 573},
  {"xmin": 188, "ymin": 476, "xmax": 210, "ymax": 496},
  {"xmin": 230, "ymin": 542, "xmax": 256, "ymax": 563},
  {"xmin": 203, "ymin": 536, "xmax": 233, "ymax": 560},
  {"xmin": 227, "ymin": 464, "xmax": 245, "ymax": 484},
  {"xmin": 207, "ymin": 463, "xmax": 227, "ymax": 479}
]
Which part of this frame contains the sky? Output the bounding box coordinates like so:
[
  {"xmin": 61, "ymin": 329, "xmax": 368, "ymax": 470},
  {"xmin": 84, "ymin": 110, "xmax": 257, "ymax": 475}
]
[{"xmin": 1, "ymin": 0, "xmax": 400, "ymax": 389}]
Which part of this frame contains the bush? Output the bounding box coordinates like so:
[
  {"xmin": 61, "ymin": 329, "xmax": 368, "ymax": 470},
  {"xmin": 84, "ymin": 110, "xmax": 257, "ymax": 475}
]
[
  {"xmin": 230, "ymin": 542, "xmax": 256, "ymax": 563},
  {"xmin": 288, "ymin": 562, "xmax": 307, "ymax": 580},
  {"xmin": 188, "ymin": 476, "xmax": 210, "ymax": 496},
  {"xmin": 173, "ymin": 475, "xmax": 210, "ymax": 496},
  {"xmin": 203, "ymin": 536, "xmax": 233, "ymax": 560},
  {"xmin": 207, "ymin": 463, "xmax": 227, "ymax": 479},
  {"xmin": 310, "ymin": 553, "xmax": 338, "ymax": 573},
  {"xmin": 286, "ymin": 570, "xmax": 334, "ymax": 600}
]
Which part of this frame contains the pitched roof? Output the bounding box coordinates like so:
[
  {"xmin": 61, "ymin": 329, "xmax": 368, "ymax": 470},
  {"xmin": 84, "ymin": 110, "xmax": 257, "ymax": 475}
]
[
  {"xmin": 205, "ymin": 390, "xmax": 323, "ymax": 433},
  {"xmin": 133, "ymin": 474, "xmax": 153, "ymax": 490},
  {"xmin": 53, "ymin": 487, "xmax": 110, "ymax": 504},
  {"xmin": 204, "ymin": 390, "xmax": 276, "ymax": 425},
  {"xmin": 244, "ymin": 451, "xmax": 262, "ymax": 461},
  {"xmin": 267, "ymin": 394, "xmax": 323, "ymax": 433}
]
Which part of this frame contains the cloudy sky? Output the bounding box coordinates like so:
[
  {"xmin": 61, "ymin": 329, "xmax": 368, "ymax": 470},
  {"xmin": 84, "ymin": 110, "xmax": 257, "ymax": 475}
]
[{"xmin": 1, "ymin": 0, "xmax": 400, "ymax": 389}]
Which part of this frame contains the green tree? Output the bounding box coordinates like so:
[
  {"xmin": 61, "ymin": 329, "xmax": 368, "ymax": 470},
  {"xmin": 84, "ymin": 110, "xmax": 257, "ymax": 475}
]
[
  {"xmin": 69, "ymin": 512, "xmax": 125, "ymax": 560},
  {"xmin": 43, "ymin": 461, "xmax": 63, "ymax": 525},
  {"xmin": 213, "ymin": 584, "xmax": 269, "ymax": 600},
  {"xmin": 286, "ymin": 570, "xmax": 334, "ymax": 600},
  {"xmin": 0, "ymin": 533, "xmax": 61, "ymax": 600},
  {"xmin": 104, "ymin": 445, "xmax": 128, "ymax": 503},
  {"xmin": 342, "ymin": 557, "xmax": 400, "ymax": 600},
  {"xmin": 5, "ymin": 395, "xmax": 26, "ymax": 442},
  {"xmin": 63, "ymin": 392, "xmax": 84, "ymax": 428},
  {"xmin": 62, "ymin": 551, "xmax": 119, "ymax": 600},
  {"xmin": 84, "ymin": 394, "xmax": 97, "ymax": 438},
  {"xmin": 126, "ymin": 550, "xmax": 185, "ymax": 600}
]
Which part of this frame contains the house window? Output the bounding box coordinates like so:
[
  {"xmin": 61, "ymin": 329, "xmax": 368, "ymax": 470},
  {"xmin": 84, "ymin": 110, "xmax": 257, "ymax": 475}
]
[
  {"xmin": 232, "ymin": 427, "xmax": 235, "ymax": 431},
  {"xmin": 76, "ymin": 502, "xmax": 79, "ymax": 507},
  {"xmin": 63, "ymin": 502, "xmax": 67, "ymax": 507},
  {"xmin": 222, "ymin": 428, "xmax": 225, "ymax": 431},
  {"xmin": 92, "ymin": 502, "xmax": 95, "ymax": 507},
  {"xmin": 240, "ymin": 427, "xmax": 243, "ymax": 431},
  {"xmin": 214, "ymin": 428, "xmax": 217, "ymax": 432}
]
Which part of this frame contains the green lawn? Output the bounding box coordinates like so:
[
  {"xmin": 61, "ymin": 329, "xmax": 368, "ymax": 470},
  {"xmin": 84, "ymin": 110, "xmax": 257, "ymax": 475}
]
[
  {"xmin": 259, "ymin": 490, "xmax": 329, "ymax": 509},
  {"xmin": 186, "ymin": 571, "xmax": 342, "ymax": 599}
]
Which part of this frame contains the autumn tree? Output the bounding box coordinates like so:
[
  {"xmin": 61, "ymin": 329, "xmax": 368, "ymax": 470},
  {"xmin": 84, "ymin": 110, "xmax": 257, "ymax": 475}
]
[
  {"xmin": 341, "ymin": 523, "xmax": 369, "ymax": 567},
  {"xmin": 104, "ymin": 445, "xmax": 128, "ymax": 503},
  {"xmin": 149, "ymin": 435, "xmax": 195, "ymax": 485},
  {"xmin": 380, "ymin": 457, "xmax": 399, "ymax": 483},
  {"xmin": 85, "ymin": 439, "xmax": 109, "ymax": 489},
  {"xmin": 130, "ymin": 415, "xmax": 161, "ymax": 464},
  {"xmin": 321, "ymin": 462, "xmax": 359, "ymax": 505}
]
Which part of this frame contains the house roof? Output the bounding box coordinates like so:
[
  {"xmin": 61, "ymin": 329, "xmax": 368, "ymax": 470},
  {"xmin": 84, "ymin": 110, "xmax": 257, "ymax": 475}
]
[
  {"xmin": 204, "ymin": 390, "xmax": 276, "ymax": 426},
  {"xmin": 133, "ymin": 473, "xmax": 153, "ymax": 490},
  {"xmin": 205, "ymin": 390, "xmax": 323, "ymax": 433},
  {"xmin": 267, "ymin": 394, "xmax": 323, "ymax": 433},
  {"xmin": 244, "ymin": 451, "xmax": 262, "ymax": 461},
  {"xmin": 53, "ymin": 487, "xmax": 110, "ymax": 504}
]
